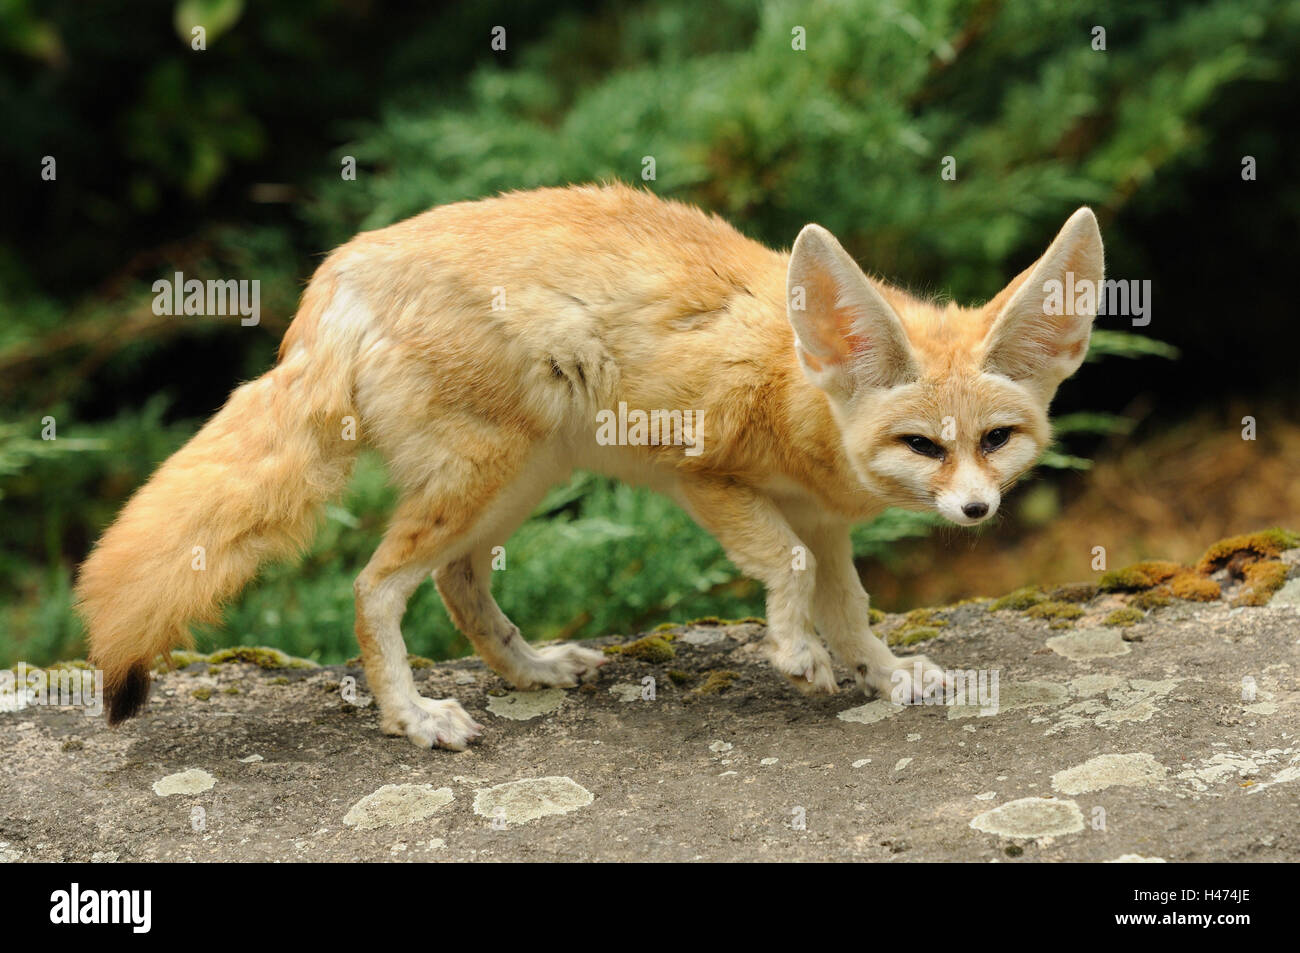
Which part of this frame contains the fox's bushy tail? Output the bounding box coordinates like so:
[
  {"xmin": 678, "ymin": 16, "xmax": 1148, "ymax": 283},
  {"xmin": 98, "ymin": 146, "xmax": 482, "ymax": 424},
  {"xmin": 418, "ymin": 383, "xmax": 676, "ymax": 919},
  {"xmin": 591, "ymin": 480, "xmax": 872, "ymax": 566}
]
[{"xmin": 76, "ymin": 274, "xmax": 362, "ymax": 723}]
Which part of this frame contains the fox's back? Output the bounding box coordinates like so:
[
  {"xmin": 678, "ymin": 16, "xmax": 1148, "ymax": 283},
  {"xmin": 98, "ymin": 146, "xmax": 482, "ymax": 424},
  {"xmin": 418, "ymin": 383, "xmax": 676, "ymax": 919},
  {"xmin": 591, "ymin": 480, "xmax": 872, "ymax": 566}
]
[
  {"xmin": 295, "ymin": 185, "xmax": 796, "ymax": 444},
  {"xmin": 361, "ymin": 183, "xmax": 782, "ymax": 309}
]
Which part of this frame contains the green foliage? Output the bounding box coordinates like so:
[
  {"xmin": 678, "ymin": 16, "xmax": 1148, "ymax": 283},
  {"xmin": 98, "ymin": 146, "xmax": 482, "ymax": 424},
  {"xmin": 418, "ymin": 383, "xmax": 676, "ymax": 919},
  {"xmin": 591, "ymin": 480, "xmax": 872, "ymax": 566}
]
[
  {"xmin": 0, "ymin": 423, "xmax": 106, "ymax": 499},
  {"xmin": 1085, "ymin": 330, "xmax": 1181, "ymax": 364},
  {"xmin": 0, "ymin": 400, "xmax": 195, "ymax": 664},
  {"xmin": 850, "ymin": 510, "xmax": 949, "ymax": 564},
  {"xmin": 174, "ymin": 0, "xmax": 245, "ymax": 47}
]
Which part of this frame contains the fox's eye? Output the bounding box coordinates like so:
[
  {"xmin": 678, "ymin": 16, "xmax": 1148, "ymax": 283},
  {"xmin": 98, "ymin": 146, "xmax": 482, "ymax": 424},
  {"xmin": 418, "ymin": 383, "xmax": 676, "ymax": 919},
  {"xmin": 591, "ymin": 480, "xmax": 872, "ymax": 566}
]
[
  {"xmin": 981, "ymin": 427, "xmax": 1013, "ymax": 453},
  {"xmin": 901, "ymin": 435, "xmax": 945, "ymax": 459}
]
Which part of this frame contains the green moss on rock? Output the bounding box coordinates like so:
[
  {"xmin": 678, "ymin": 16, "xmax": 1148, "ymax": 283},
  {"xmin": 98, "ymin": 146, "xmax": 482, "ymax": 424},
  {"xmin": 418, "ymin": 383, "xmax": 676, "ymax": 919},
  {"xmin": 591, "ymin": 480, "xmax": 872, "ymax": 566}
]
[
  {"xmin": 694, "ymin": 670, "xmax": 740, "ymax": 695},
  {"xmin": 904, "ymin": 608, "xmax": 948, "ymax": 628},
  {"xmin": 605, "ymin": 633, "xmax": 676, "ymax": 663},
  {"xmin": 153, "ymin": 649, "xmax": 209, "ymax": 672},
  {"xmin": 1232, "ymin": 560, "xmax": 1290, "ymax": 607},
  {"xmin": 988, "ymin": 587, "xmax": 1044, "ymax": 611},
  {"xmin": 207, "ymin": 647, "xmax": 317, "ymax": 670},
  {"xmin": 1198, "ymin": 528, "xmax": 1300, "ymax": 573},
  {"xmin": 888, "ymin": 626, "xmax": 940, "ymax": 647},
  {"xmin": 1025, "ymin": 601, "xmax": 1084, "ymax": 621},
  {"xmin": 1104, "ymin": 607, "xmax": 1144, "ymax": 627},
  {"xmin": 1130, "ymin": 588, "xmax": 1172, "ymax": 610},
  {"xmin": 1048, "ymin": 583, "xmax": 1098, "ymax": 603},
  {"xmin": 1168, "ymin": 573, "xmax": 1220, "ymax": 602},
  {"xmin": 1098, "ymin": 567, "xmax": 1149, "ymax": 592},
  {"xmin": 1102, "ymin": 561, "xmax": 1222, "ymax": 604},
  {"xmin": 943, "ymin": 596, "xmax": 992, "ymax": 609},
  {"xmin": 1098, "ymin": 561, "xmax": 1182, "ymax": 592}
]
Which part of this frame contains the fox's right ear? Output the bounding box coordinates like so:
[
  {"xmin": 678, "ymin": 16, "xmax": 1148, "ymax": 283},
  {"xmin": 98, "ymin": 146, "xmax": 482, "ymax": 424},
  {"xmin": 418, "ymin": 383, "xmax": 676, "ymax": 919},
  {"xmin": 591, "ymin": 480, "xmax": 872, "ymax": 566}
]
[{"xmin": 786, "ymin": 224, "xmax": 917, "ymax": 400}]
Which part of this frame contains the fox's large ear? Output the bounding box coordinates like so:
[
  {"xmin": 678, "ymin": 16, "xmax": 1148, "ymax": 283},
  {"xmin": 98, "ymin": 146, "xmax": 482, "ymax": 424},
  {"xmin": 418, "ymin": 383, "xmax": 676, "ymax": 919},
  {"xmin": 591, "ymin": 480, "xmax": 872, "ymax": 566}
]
[
  {"xmin": 786, "ymin": 224, "xmax": 917, "ymax": 399},
  {"xmin": 980, "ymin": 207, "xmax": 1104, "ymax": 403}
]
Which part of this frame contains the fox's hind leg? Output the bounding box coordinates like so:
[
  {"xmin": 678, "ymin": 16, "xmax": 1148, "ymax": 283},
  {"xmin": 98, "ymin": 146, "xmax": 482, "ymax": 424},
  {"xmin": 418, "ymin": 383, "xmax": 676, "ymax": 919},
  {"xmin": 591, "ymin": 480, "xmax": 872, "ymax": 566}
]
[
  {"xmin": 354, "ymin": 441, "xmax": 604, "ymax": 748},
  {"xmin": 435, "ymin": 546, "xmax": 608, "ymax": 690},
  {"xmin": 429, "ymin": 458, "xmax": 606, "ymax": 687},
  {"xmin": 353, "ymin": 457, "xmax": 536, "ymax": 751},
  {"xmin": 354, "ymin": 500, "xmax": 486, "ymax": 750}
]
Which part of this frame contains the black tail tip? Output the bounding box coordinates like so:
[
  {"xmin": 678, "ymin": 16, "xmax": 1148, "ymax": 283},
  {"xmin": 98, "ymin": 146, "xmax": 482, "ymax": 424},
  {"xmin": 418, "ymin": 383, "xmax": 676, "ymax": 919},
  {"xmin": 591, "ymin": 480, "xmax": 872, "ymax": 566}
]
[{"xmin": 105, "ymin": 664, "xmax": 151, "ymax": 725}]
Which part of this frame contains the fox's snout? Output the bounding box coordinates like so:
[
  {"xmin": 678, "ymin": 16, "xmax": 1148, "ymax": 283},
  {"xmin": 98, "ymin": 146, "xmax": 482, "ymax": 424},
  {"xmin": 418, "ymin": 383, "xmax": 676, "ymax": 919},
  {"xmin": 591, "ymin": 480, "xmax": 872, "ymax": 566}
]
[
  {"xmin": 932, "ymin": 456, "xmax": 1002, "ymax": 525},
  {"xmin": 936, "ymin": 488, "xmax": 1000, "ymax": 526},
  {"xmin": 941, "ymin": 491, "xmax": 998, "ymax": 527}
]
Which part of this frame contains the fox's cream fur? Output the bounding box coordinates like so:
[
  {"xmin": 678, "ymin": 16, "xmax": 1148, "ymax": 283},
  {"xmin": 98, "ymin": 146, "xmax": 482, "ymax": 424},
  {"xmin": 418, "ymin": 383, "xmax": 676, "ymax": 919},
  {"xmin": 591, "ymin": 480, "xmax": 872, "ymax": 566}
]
[{"xmin": 77, "ymin": 184, "xmax": 1103, "ymax": 749}]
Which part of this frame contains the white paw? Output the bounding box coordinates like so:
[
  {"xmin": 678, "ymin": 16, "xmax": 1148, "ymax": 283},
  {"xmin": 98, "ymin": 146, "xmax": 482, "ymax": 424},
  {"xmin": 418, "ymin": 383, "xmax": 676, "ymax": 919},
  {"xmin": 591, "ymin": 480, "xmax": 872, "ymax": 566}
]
[
  {"xmin": 510, "ymin": 643, "xmax": 608, "ymax": 690},
  {"xmin": 383, "ymin": 696, "xmax": 484, "ymax": 750},
  {"xmin": 767, "ymin": 636, "xmax": 838, "ymax": 694},
  {"xmin": 858, "ymin": 654, "xmax": 951, "ymax": 705}
]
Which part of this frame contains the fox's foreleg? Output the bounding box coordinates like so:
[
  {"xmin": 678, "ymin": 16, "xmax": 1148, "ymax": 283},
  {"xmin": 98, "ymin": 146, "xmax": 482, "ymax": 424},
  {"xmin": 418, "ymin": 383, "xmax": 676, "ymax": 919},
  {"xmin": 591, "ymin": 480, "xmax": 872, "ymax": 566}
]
[
  {"xmin": 792, "ymin": 518, "xmax": 951, "ymax": 704},
  {"xmin": 677, "ymin": 478, "xmax": 838, "ymax": 693}
]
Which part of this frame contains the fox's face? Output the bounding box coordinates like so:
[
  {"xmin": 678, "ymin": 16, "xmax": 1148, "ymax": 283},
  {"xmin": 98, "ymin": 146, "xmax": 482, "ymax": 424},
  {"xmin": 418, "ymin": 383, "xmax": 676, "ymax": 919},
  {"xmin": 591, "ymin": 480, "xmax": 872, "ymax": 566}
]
[
  {"xmin": 787, "ymin": 209, "xmax": 1104, "ymax": 526},
  {"xmin": 837, "ymin": 366, "xmax": 1052, "ymax": 525}
]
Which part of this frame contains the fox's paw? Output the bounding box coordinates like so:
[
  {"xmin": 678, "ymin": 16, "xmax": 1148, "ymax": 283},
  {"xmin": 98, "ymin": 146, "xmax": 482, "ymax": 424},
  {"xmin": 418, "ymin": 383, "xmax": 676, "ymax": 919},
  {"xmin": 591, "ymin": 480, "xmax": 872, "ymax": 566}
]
[
  {"xmin": 858, "ymin": 654, "xmax": 951, "ymax": 705},
  {"xmin": 768, "ymin": 637, "xmax": 838, "ymax": 695},
  {"xmin": 511, "ymin": 643, "xmax": 608, "ymax": 690},
  {"xmin": 382, "ymin": 696, "xmax": 484, "ymax": 751}
]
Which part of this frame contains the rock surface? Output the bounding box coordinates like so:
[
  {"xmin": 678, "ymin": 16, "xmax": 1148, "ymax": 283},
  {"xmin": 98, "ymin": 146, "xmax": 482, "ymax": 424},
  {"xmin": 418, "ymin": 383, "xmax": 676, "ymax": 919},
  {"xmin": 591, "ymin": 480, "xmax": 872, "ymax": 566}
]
[{"xmin": 3, "ymin": 543, "xmax": 1299, "ymax": 862}]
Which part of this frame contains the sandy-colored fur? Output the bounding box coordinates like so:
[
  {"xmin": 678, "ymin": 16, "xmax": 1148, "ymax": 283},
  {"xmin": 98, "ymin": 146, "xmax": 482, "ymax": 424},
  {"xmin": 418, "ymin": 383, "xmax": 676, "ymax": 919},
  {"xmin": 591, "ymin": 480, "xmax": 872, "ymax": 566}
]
[{"xmin": 77, "ymin": 184, "xmax": 1103, "ymax": 748}]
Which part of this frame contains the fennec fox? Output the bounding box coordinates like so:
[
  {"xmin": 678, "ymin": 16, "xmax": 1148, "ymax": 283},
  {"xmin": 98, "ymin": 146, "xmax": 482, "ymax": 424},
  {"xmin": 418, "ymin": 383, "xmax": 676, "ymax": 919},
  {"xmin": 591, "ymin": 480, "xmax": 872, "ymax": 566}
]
[{"xmin": 77, "ymin": 184, "xmax": 1104, "ymax": 749}]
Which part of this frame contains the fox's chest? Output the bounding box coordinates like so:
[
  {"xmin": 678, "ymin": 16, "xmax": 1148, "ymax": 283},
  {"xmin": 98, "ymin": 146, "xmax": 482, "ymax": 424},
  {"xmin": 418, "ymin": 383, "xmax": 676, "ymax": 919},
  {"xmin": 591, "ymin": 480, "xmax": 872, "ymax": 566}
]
[{"xmin": 759, "ymin": 473, "xmax": 886, "ymax": 525}]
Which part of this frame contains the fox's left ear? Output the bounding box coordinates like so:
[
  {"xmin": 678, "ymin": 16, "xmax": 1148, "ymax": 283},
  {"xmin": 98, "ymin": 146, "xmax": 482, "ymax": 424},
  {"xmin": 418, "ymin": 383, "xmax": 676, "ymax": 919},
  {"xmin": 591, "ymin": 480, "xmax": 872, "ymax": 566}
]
[{"xmin": 980, "ymin": 207, "xmax": 1105, "ymax": 403}]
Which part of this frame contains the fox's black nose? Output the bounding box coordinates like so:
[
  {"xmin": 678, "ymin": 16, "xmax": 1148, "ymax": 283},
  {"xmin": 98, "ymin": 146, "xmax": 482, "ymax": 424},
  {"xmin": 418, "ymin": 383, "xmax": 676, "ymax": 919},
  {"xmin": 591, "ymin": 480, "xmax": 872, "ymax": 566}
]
[{"xmin": 962, "ymin": 502, "xmax": 989, "ymax": 519}]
